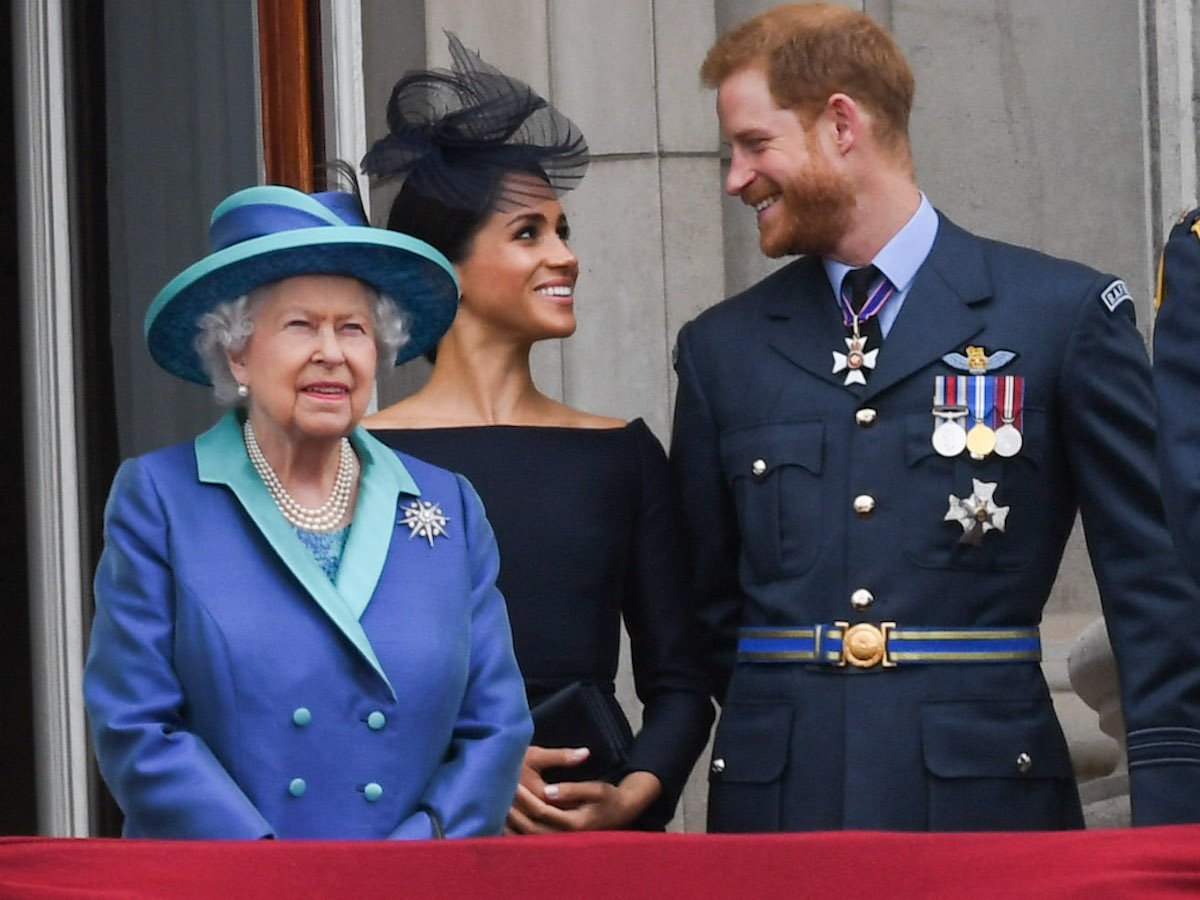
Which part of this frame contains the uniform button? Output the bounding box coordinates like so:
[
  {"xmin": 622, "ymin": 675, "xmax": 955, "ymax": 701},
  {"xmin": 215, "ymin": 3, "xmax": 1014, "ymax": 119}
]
[
  {"xmin": 855, "ymin": 408, "xmax": 878, "ymax": 427},
  {"xmin": 710, "ymin": 758, "xmax": 725, "ymax": 775},
  {"xmin": 751, "ymin": 458, "xmax": 767, "ymax": 477},
  {"xmin": 850, "ymin": 588, "xmax": 874, "ymax": 610},
  {"xmin": 853, "ymin": 495, "xmax": 876, "ymax": 516},
  {"xmin": 1015, "ymin": 752, "xmax": 1033, "ymax": 774},
  {"xmin": 289, "ymin": 778, "xmax": 307, "ymax": 797},
  {"xmin": 363, "ymin": 782, "xmax": 383, "ymax": 802},
  {"xmin": 292, "ymin": 707, "xmax": 312, "ymax": 727},
  {"xmin": 367, "ymin": 711, "xmax": 386, "ymax": 731}
]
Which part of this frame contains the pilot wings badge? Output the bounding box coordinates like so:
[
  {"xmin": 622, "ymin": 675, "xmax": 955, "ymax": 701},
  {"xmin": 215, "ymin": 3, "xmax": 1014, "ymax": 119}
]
[{"xmin": 941, "ymin": 345, "xmax": 1017, "ymax": 375}]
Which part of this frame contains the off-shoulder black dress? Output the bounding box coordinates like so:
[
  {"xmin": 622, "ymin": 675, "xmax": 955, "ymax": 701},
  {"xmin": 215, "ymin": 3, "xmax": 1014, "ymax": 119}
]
[{"xmin": 371, "ymin": 419, "xmax": 713, "ymax": 829}]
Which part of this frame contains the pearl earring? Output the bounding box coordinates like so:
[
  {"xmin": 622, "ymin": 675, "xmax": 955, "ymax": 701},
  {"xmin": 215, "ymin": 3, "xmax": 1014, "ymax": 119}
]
[{"xmin": 237, "ymin": 383, "xmax": 249, "ymax": 399}]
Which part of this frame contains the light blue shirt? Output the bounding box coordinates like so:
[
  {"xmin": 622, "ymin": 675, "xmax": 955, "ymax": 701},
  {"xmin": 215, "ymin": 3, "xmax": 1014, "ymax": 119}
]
[{"xmin": 824, "ymin": 193, "xmax": 939, "ymax": 337}]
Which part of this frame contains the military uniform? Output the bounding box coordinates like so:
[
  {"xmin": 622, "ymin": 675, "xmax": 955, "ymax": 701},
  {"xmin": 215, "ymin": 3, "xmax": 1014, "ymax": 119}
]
[
  {"xmin": 671, "ymin": 212, "xmax": 1200, "ymax": 831},
  {"xmin": 1154, "ymin": 208, "xmax": 1200, "ymax": 590}
]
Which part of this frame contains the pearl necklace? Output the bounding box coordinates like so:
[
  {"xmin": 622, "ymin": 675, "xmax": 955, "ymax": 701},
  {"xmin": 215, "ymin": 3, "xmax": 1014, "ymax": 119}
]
[{"xmin": 243, "ymin": 420, "xmax": 357, "ymax": 532}]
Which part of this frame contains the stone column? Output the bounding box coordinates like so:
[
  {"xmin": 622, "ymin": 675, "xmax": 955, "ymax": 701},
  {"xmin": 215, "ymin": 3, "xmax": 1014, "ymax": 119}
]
[{"xmin": 1069, "ymin": 619, "xmax": 1130, "ymax": 827}]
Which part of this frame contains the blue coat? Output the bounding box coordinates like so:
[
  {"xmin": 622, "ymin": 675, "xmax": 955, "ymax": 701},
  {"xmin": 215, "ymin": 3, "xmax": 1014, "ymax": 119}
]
[
  {"xmin": 1154, "ymin": 209, "xmax": 1200, "ymax": 588},
  {"xmin": 84, "ymin": 412, "xmax": 532, "ymax": 839},
  {"xmin": 671, "ymin": 213, "xmax": 1200, "ymax": 831}
]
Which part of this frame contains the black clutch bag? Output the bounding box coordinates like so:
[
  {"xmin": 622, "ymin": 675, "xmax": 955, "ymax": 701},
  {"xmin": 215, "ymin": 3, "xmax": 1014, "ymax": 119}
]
[{"xmin": 530, "ymin": 681, "xmax": 634, "ymax": 783}]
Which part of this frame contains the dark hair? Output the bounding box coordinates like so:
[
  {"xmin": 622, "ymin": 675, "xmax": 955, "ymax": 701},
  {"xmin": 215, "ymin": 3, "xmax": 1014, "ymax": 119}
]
[
  {"xmin": 385, "ymin": 174, "xmax": 499, "ymax": 264},
  {"xmin": 385, "ymin": 161, "xmax": 557, "ymax": 264},
  {"xmin": 363, "ymin": 32, "xmax": 587, "ymax": 261}
]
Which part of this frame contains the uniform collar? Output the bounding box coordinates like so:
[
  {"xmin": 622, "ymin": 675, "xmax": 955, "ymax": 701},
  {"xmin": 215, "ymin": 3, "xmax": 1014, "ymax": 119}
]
[
  {"xmin": 824, "ymin": 193, "xmax": 939, "ymax": 297},
  {"xmin": 195, "ymin": 411, "xmax": 420, "ymax": 698}
]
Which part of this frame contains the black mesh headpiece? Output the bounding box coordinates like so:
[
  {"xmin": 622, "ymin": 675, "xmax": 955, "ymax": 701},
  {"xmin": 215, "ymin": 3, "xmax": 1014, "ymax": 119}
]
[{"xmin": 361, "ymin": 32, "xmax": 589, "ymax": 215}]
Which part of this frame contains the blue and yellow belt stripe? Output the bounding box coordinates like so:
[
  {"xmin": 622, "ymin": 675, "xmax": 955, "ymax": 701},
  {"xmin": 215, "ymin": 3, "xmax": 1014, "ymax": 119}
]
[{"xmin": 737, "ymin": 623, "xmax": 1041, "ymax": 667}]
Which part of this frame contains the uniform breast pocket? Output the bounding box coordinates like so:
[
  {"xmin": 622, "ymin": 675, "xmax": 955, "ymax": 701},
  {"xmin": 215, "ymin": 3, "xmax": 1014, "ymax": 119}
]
[
  {"xmin": 903, "ymin": 410, "xmax": 1044, "ymax": 572},
  {"xmin": 719, "ymin": 421, "xmax": 825, "ymax": 580}
]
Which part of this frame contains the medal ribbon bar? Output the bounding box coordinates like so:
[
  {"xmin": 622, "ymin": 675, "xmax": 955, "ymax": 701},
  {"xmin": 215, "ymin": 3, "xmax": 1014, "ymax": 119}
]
[{"xmin": 994, "ymin": 375, "xmax": 1024, "ymax": 430}]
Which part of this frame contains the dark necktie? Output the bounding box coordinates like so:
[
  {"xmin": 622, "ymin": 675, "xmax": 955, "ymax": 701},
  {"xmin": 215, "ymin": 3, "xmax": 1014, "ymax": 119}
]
[{"xmin": 844, "ymin": 265, "xmax": 886, "ymax": 353}]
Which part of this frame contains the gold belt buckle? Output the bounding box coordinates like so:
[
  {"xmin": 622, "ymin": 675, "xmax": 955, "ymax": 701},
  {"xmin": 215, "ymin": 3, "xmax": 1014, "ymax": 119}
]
[{"xmin": 837, "ymin": 621, "xmax": 897, "ymax": 668}]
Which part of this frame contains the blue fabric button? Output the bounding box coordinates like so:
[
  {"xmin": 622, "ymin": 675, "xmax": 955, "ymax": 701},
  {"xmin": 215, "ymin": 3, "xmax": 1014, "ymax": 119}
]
[
  {"xmin": 289, "ymin": 778, "xmax": 307, "ymax": 797},
  {"xmin": 367, "ymin": 711, "xmax": 386, "ymax": 731},
  {"xmin": 292, "ymin": 707, "xmax": 312, "ymax": 727},
  {"xmin": 363, "ymin": 782, "xmax": 383, "ymax": 802}
]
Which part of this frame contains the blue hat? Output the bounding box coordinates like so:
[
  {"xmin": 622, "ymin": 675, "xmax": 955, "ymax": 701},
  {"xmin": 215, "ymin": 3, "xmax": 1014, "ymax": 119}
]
[{"xmin": 144, "ymin": 184, "xmax": 459, "ymax": 385}]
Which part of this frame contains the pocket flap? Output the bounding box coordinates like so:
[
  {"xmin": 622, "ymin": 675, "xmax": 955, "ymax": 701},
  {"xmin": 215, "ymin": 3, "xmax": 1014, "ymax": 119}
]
[
  {"xmin": 719, "ymin": 421, "xmax": 823, "ymax": 480},
  {"xmin": 711, "ymin": 701, "xmax": 794, "ymax": 783},
  {"xmin": 921, "ymin": 700, "xmax": 1073, "ymax": 779}
]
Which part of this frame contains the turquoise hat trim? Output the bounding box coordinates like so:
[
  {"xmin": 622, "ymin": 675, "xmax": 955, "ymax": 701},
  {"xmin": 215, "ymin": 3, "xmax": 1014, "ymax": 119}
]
[
  {"xmin": 145, "ymin": 228, "xmax": 457, "ymax": 334},
  {"xmin": 144, "ymin": 185, "xmax": 460, "ymax": 385},
  {"xmin": 209, "ymin": 185, "xmax": 350, "ymax": 228}
]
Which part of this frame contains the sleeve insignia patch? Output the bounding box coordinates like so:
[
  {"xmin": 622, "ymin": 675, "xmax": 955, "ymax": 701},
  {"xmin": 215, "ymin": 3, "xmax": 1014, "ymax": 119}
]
[{"xmin": 1100, "ymin": 279, "xmax": 1132, "ymax": 314}]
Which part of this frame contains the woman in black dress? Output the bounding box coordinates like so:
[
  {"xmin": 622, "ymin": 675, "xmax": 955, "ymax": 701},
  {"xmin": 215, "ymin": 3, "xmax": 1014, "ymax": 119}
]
[{"xmin": 362, "ymin": 34, "xmax": 713, "ymax": 832}]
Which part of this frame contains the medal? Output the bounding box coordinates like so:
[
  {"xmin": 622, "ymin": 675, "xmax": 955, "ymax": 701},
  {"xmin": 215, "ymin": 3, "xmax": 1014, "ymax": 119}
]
[
  {"xmin": 966, "ymin": 375, "xmax": 996, "ymax": 459},
  {"xmin": 933, "ymin": 417, "xmax": 968, "ymax": 456},
  {"xmin": 945, "ymin": 478, "xmax": 1010, "ymax": 546},
  {"xmin": 993, "ymin": 425, "xmax": 1022, "ymax": 457},
  {"xmin": 833, "ymin": 273, "xmax": 894, "ymax": 387},
  {"xmin": 931, "ymin": 376, "xmax": 968, "ymax": 457},
  {"xmin": 832, "ymin": 328, "xmax": 878, "ymax": 386},
  {"xmin": 966, "ymin": 421, "xmax": 996, "ymax": 457},
  {"xmin": 993, "ymin": 375, "xmax": 1024, "ymax": 458}
]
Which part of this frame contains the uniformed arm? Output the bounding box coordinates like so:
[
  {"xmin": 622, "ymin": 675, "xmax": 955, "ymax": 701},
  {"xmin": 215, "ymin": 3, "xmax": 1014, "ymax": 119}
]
[
  {"xmin": 1064, "ymin": 275, "xmax": 1200, "ymax": 825},
  {"xmin": 1153, "ymin": 211, "xmax": 1200, "ymax": 586},
  {"xmin": 389, "ymin": 476, "xmax": 532, "ymax": 839},
  {"xmin": 670, "ymin": 321, "xmax": 746, "ymax": 702},
  {"xmin": 620, "ymin": 421, "xmax": 715, "ymax": 827},
  {"xmin": 84, "ymin": 459, "xmax": 274, "ymax": 839}
]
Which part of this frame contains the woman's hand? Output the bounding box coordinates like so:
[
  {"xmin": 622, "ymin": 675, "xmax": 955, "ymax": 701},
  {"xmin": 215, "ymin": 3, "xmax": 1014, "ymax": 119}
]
[{"xmin": 504, "ymin": 746, "xmax": 662, "ymax": 833}]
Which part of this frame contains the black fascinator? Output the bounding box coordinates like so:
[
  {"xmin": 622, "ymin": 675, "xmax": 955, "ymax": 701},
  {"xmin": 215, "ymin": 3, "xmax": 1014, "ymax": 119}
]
[{"xmin": 361, "ymin": 32, "xmax": 589, "ymax": 216}]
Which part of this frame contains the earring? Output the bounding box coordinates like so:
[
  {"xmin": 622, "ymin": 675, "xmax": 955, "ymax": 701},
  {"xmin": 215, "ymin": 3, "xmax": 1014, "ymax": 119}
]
[{"xmin": 236, "ymin": 383, "xmax": 249, "ymax": 399}]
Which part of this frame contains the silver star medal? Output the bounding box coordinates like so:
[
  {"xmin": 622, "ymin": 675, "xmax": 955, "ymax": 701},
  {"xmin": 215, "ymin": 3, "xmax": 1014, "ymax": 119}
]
[
  {"xmin": 944, "ymin": 479, "xmax": 1009, "ymax": 547},
  {"xmin": 400, "ymin": 499, "xmax": 450, "ymax": 547},
  {"xmin": 832, "ymin": 334, "xmax": 878, "ymax": 386}
]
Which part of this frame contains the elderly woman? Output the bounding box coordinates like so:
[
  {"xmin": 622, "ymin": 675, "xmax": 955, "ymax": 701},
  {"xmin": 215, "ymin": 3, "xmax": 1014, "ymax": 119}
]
[{"xmin": 83, "ymin": 177, "xmax": 532, "ymax": 839}]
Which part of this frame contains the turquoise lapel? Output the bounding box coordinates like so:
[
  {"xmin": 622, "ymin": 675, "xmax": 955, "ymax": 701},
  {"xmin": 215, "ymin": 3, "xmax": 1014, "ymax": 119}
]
[
  {"xmin": 336, "ymin": 428, "xmax": 420, "ymax": 620},
  {"xmin": 195, "ymin": 412, "xmax": 421, "ymax": 700}
]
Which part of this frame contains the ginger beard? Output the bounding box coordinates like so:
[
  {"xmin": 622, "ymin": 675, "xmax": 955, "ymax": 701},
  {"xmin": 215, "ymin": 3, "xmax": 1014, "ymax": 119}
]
[
  {"xmin": 748, "ymin": 116, "xmax": 857, "ymax": 258},
  {"xmin": 758, "ymin": 157, "xmax": 856, "ymax": 259}
]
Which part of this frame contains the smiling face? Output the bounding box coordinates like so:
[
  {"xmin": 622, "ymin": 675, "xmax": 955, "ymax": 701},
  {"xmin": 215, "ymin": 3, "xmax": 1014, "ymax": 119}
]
[
  {"xmin": 453, "ymin": 173, "xmax": 580, "ymax": 343},
  {"xmin": 228, "ymin": 274, "xmax": 378, "ymax": 449},
  {"xmin": 717, "ymin": 66, "xmax": 854, "ymax": 258}
]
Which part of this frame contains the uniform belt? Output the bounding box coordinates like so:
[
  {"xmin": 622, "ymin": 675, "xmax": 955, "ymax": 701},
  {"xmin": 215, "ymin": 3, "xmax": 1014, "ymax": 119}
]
[{"xmin": 736, "ymin": 623, "xmax": 1041, "ymax": 668}]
